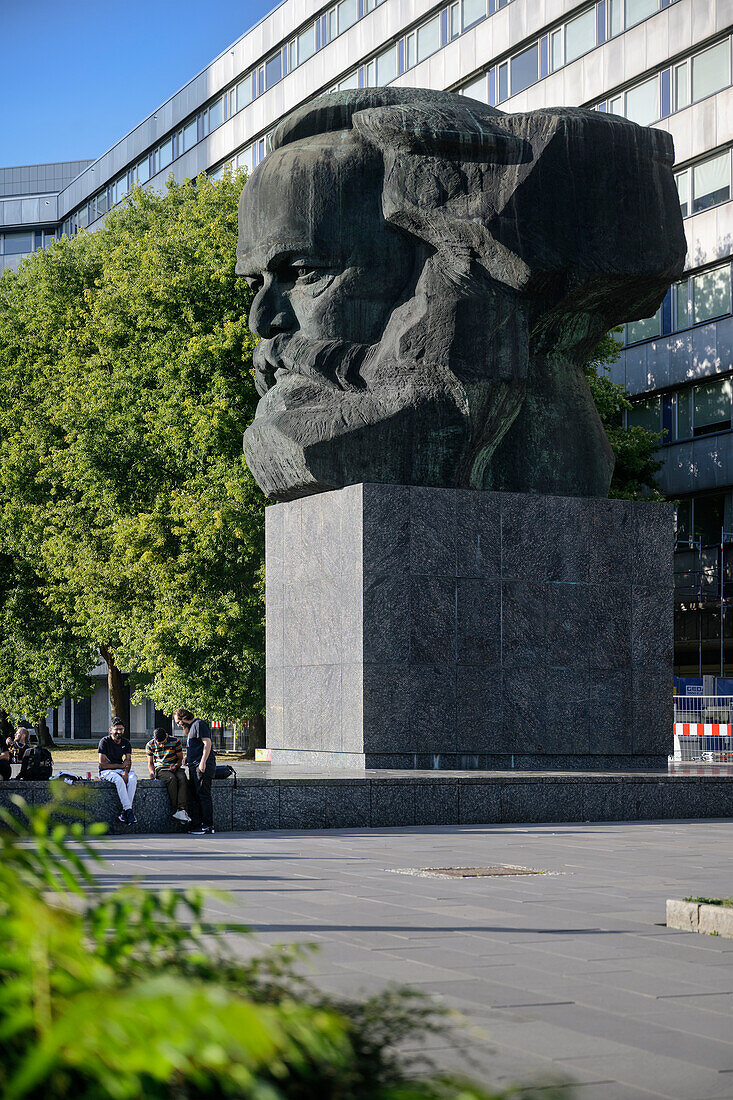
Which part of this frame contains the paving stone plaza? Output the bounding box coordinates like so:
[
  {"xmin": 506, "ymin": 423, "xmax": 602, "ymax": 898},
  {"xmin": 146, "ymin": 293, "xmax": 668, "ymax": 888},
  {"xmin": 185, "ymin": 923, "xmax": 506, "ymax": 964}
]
[{"xmin": 94, "ymin": 819, "xmax": 733, "ymax": 1100}]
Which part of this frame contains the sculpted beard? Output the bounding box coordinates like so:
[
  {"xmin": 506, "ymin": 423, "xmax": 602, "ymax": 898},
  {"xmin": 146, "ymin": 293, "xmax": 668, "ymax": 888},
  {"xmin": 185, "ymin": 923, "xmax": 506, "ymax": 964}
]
[{"xmin": 253, "ymin": 333, "xmax": 373, "ymax": 400}]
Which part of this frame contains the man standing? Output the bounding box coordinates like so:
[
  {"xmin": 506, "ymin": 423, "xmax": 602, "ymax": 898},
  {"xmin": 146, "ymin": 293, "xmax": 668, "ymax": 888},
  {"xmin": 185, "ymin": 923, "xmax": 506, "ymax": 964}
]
[
  {"xmin": 98, "ymin": 718, "xmax": 138, "ymax": 825},
  {"xmin": 173, "ymin": 708, "xmax": 216, "ymax": 835},
  {"xmin": 146, "ymin": 727, "xmax": 190, "ymax": 824}
]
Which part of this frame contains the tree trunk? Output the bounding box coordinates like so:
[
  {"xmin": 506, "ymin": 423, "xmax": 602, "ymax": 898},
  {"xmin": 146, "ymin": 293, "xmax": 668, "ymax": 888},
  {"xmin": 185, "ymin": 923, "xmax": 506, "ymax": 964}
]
[
  {"xmin": 246, "ymin": 712, "xmax": 265, "ymax": 758},
  {"xmin": 34, "ymin": 713, "xmax": 55, "ymax": 748},
  {"xmin": 100, "ymin": 645, "xmax": 125, "ymax": 722},
  {"xmin": 0, "ymin": 708, "xmax": 13, "ymax": 742}
]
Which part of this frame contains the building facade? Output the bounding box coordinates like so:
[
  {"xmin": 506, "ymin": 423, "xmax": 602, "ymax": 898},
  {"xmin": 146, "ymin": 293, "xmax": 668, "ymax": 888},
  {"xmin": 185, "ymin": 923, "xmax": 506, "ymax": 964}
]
[{"xmin": 1, "ymin": 0, "xmax": 731, "ymax": 717}]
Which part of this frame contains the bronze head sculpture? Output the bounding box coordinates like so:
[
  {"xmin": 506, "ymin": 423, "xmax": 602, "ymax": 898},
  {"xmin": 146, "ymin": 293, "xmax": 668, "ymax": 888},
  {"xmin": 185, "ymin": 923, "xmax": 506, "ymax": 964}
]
[{"xmin": 237, "ymin": 88, "xmax": 686, "ymax": 501}]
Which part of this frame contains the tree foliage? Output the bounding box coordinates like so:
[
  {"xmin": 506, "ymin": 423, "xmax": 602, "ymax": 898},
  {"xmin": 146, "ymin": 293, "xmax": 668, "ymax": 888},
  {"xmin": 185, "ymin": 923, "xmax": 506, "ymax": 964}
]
[
  {"xmin": 0, "ymin": 793, "xmax": 566, "ymax": 1100},
  {"xmin": 584, "ymin": 329, "xmax": 664, "ymax": 500},
  {"xmin": 0, "ymin": 172, "xmax": 264, "ymax": 723}
]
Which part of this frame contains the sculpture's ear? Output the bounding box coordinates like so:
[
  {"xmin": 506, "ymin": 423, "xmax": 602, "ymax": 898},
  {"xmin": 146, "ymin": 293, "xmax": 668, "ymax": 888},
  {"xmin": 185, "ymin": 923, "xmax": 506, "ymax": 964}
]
[{"xmin": 353, "ymin": 104, "xmax": 530, "ymax": 164}]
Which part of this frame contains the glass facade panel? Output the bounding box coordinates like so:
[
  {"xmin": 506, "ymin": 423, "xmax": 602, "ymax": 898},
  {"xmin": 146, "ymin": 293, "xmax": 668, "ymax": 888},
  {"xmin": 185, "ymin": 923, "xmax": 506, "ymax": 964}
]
[
  {"xmin": 451, "ymin": 2, "xmax": 460, "ymax": 37},
  {"xmin": 692, "ymin": 41, "xmax": 731, "ymax": 103},
  {"xmin": 95, "ymin": 191, "xmax": 109, "ymax": 217},
  {"xmin": 510, "ymin": 43, "xmax": 538, "ymax": 94},
  {"xmin": 551, "ymin": 29, "xmax": 563, "ymax": 71},
  {"xmin": 674, "ymin": 62, "xmax": 689, "ymax": 110},
  {"xmin": 627, "ymin": 396, "xmax": 661, "ymax": 432},
  {"xmin": 462, "ymin": 74, "xmax": 488, "ymax": 102},
  {"xmin": 112, "ymin": 175, "xmax": 128, "ymax": 204},
  {"xmin": 625, "ymin": 0, "xmax": 658, "ymax": 28},
  {"xmin": 406, "ymin": 33, "xmax": 415, "ymax": 69},
  {"xmin": 265, "ymin": 54, "xmax": 282, "ymax": 88},
  {"xmin": 677, "ymin": 389, "xmax": 692, "ymax": 439},
  {"xmin": 692, "ymin": 266, "xmax": 731, "ymax": 323},
  {"xmin": 135, "ymin": 158, "xmax": 150, "ymax": 184},
  {"xmin": 676, "ymin": 280, "xmax": 690, "ymax": 327},
  {"xmin": 565, "ymin": 7, "xmax": 596, "ymax": 63},
  {"xmin": 694, "ymin": 378, "xmax": 732, "ymax": 435},
  {"xmin": 298, "ymin": 24, "xmax": 316, "ymax": 63},
  {"xmin": 376, "ymin": 44, "xmax": 397, "ymax": 84},
  {"xmin": 158, "ymin": 137, "xmax": 173, "ymax": 170},
  {"xmin": 498, "ymin": 62, "xmax": 508, "ymax": 101},
  {"xmin": 692, "ymin": 152, "xmax": 730, "ymax": 213},
  {"xmin": 626, "ymin": 310, "xmax": 661, "ymax": 342},
  {"xmin": 337, "ymin": 0, "xmax": 358, "ymax": 32},
  {"xmin": 462, "ymin": 0, "xmax": 485, "ymax": 29},
  {"xmin": 236, "ymin": 78, "xmax": 253, "ymax": 112},
  {"xmin": 3, "ymin": 231, "xmax": 34, "ymax": 254},
  {"xmin": 338, "ymin": 70, "xmax": 359, "ymax": 89},
  {"xmin": 676, "ymin": 169, "xmax": 689, "ymax": 217},
  {"xmin": 182, "ymin": 119, "xmax": 197, "ymax": 151},
  {"xmin": 625, "ymin": 76, "xmax": 659, "ymax": 125},
  {"xmin": 609, "ymin": 0, "xmax": 622, "ymax": 35},
  {"xmin": 417, "ymin": 16, "xmax": 440, "ymax": 62},
  {"xmin": 608, "ymin": 94, "xmax": 623, "ymax": 115}
]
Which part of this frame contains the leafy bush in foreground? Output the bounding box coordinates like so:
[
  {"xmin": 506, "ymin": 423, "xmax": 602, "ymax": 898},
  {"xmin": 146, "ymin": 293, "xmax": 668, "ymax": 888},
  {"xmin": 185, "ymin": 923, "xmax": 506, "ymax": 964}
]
[{"xmin": 0, "ymin": 792, "xmax": 568, "ymax": 1099}]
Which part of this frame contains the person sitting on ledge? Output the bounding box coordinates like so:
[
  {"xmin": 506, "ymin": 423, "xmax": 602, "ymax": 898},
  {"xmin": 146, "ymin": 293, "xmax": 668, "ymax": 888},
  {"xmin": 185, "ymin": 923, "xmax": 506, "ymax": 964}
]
[
  {"xmin": 146, "ymin": 726, "xmax": 190, "ymax": 824},
  {"xmin": 9, "ymin": 727, "xmax": 29, "ymax": 763},
  {"xmin": 98, "ymin": 718, "xmax": 138, "ymax": 826}
]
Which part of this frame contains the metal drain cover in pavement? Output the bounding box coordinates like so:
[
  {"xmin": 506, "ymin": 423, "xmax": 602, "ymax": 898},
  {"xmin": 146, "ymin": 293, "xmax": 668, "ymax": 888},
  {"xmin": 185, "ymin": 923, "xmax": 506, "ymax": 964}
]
[{"xmin": 421, "ymin": 865, "xmax": 543, "ymax": 878}]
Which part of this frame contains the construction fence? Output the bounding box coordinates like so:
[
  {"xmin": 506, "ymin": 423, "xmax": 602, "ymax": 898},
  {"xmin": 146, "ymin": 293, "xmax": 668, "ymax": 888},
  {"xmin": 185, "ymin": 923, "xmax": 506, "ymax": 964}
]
[{"xmin": 672, "ymin": 695, "xmax": 733, "ymax": 762}]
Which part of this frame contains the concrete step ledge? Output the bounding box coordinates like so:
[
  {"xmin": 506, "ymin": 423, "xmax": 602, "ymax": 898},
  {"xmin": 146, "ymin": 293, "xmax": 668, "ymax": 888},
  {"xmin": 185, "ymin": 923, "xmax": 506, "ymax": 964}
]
[{"xmin": 667, "ymin": 898, "xmax": 733, "ymax": 938}]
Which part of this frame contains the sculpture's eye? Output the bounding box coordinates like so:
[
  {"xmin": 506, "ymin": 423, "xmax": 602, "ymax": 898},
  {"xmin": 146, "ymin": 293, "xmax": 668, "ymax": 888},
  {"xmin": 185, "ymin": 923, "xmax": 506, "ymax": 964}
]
[
  {"xmin": 290, "ymin": 263, "xmax": 335, "ymax": 295},
  {"xmin": 243, "ymin": 275, "xmax": 264, "ymax": 293}
]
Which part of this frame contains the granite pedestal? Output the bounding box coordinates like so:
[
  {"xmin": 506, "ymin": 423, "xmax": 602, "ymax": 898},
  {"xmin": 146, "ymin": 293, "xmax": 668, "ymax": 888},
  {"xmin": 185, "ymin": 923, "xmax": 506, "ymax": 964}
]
[{"xmin": 266, "ymin": 484, "xmax": 673, "ymax": 770}]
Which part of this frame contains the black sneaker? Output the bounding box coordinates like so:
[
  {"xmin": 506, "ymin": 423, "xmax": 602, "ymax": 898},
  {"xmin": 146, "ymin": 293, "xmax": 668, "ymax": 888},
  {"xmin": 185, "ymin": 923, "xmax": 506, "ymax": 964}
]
[
  {"xmin": 117, "ymin": 811, "xmax": 127, "ymax": 824},
  {"xmin": 127, "ymin": 810, "xmax": 137, "ymax": 825},
  {"xmin": 188, "ymin": 825, "xmax": 215, "ymax": 835}
]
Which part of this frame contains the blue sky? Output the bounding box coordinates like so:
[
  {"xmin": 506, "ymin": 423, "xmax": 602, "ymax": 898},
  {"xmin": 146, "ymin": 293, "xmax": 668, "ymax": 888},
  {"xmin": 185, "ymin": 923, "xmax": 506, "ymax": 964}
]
[{"xmin": 0, "ymin": 0, "xmax": 277, "ymax": 167}]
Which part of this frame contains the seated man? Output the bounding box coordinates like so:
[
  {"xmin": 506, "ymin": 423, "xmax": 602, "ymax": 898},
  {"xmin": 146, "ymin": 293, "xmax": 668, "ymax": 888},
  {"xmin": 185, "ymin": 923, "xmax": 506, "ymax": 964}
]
[
  {"xmin": 145, "ymin": 727, "xmax": 190, "ymax": 823},
  {"xmin": 98, "ymin": 718, "xmax": 138, "ymax": 825},
  {"xmin": 10, "ymin": 727, "xmax": 29, "ymax": 763}
]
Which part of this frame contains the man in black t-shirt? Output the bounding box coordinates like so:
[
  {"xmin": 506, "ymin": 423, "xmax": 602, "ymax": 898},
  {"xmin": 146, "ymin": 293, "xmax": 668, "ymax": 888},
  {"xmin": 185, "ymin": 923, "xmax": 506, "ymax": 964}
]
[
  {"xmin": 98, "ymin": 718, "xmax": 138, "ymax": 825},
  {"xmin": 173, "ymin": 707, "xmax": 216, "ymax": 835}
]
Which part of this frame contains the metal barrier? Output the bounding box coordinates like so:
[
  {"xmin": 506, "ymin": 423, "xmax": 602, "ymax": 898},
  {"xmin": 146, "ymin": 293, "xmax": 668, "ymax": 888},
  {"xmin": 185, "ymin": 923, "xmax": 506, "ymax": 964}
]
[{"xmin": 673, "ymin": 695, "xmax": 733, "ymax": 762}]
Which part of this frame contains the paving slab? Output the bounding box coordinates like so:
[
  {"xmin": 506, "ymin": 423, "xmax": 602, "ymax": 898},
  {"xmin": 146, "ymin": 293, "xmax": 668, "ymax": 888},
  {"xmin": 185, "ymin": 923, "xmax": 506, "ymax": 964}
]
[{"xmin": 90, "ymin": 819, "xmax": 733, "ymax": 1098}]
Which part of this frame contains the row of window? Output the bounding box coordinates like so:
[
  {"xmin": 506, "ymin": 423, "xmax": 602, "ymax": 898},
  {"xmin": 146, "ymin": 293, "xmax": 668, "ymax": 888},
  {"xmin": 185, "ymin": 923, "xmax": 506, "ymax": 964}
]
[
  {"xmin": 625, "ymin": 262, "xmax": 732, "ymax": 345},
  {"xmin": 594, "ymin": 37, "xmax": 731, "ymax": 124},
  {"xmin": 628, "ymin": 375, "xmax": 733, "ymax": 444},
  {"xmin": 676, "ymin": 147, "xmax": 732, "ymax": 219},
  {"xmin": 674, "ymin": 493, "xmax": 731, "ymax": 549},
  {"xmin": 456, "ymin": 14, "xmax": 726, "ymax": 115},
  {"xmin": 0, "ymin": 229, "xmax": 56, "ymax": 256}
]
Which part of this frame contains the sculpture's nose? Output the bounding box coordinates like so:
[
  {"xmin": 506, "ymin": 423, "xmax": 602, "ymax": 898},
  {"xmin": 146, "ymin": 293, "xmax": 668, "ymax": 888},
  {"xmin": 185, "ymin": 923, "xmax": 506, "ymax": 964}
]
[{"xmin": 249, "ymin": 275, "xmax": 296, "ymax": 339}]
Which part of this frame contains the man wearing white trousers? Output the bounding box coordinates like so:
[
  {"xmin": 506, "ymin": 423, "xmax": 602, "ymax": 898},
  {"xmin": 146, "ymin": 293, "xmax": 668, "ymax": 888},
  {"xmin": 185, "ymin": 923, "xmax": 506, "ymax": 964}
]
[{"xmin": 98, "ymin": 718, "xmax": 138, "ymax": 826}]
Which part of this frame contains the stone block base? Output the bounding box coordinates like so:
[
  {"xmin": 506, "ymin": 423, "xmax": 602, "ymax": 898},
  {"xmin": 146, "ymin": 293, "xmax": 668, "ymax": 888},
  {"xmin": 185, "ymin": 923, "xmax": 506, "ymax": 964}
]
[{"xmin": 266, "ymin": 484, "xmax": 674, "ymax": 769}]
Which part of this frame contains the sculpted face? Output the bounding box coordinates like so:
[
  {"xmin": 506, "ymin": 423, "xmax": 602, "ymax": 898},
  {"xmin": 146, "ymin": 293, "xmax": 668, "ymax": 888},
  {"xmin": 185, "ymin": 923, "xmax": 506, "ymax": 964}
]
[
  {"xmin": 237, "ymin": 89, "xmax": 686, "ymax": 500},
  {"xmin": 237, "ymin": 132, "xmax": 472, "ymax": 499}
]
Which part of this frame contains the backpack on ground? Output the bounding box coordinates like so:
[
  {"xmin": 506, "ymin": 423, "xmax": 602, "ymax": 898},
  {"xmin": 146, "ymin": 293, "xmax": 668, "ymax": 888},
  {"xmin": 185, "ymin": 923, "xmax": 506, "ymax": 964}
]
[{"xmin": 20, "ymin": 744, "xmax": 53, "ymax": 780}]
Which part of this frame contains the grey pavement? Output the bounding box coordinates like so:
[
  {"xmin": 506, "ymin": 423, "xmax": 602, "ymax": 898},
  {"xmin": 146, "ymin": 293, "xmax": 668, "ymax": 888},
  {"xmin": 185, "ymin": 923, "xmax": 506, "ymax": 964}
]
[{"xmin": 91, "ymin": 819, "xmax": 733, "ymax": 1100}]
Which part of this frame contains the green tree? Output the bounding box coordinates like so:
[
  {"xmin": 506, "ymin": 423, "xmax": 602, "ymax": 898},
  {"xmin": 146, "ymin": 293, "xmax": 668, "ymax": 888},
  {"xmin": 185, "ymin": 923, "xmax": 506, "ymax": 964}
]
[
  {"xmin": 0, "ymin": 171, "xmax": 265, "ymax": 728},
  {"xmin": 584, "ymin": 329, "xmax": 664, "ymax": 500}
]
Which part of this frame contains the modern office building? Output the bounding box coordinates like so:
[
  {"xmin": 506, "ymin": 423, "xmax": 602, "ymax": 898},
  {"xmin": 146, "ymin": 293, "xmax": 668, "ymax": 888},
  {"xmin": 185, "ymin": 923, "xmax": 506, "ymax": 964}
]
[{"xmin": 1, "ymin": 0, "xmax": 731, "ymax": 726}]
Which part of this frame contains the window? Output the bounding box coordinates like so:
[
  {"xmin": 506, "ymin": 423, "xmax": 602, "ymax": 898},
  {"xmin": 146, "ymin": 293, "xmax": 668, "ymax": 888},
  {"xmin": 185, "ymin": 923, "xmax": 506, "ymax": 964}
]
[
  {"xmin": 694, "ymin": 493, "xmax": 727, "ymax": 544},
  {"xmin": 450, "ymin": 3, "xmax": 460, "ymax": 38},
  {"xmin": 675, "ymin": 169, "xmax": 689, "ymax": 217},
  {"xmin": 677, "ymin": 389, "xmax": 692, "ymax": 439},
  {"xmin": 510, "ymin": 43, "xmax": 538, "ymax": 95},
  {"xmin": 77, "ymin": 205, "xmax": 90, "ymax": 229},
  {"xmin": 694, "ymin": 378, "xmax": 732, "ymax": 436},
  {"xmin": 376, "ymin": 43, "xmax": 397, "ymax": 84},
  {"xmin": 673, "ymin": 62, "xmax": 689, "ymax": 111},
  {"xmin": 95, "ymin": 190, "xmax": 109, "ymax": 217},
  {"xmin": 338, "ymin": 70, "xmax": 359, "ymax": 89},
  {"xmin": 462, "ymin": 74, "xmax": 488, "ymax": 102},
  {"xmin": 265, "ymin": 53, "xmax": 282, "ymax": 89},
  {"xmin": 134, "ymin": 157, "xmax": 150, "ymax": 185},
  {"xmin": 3, "ymin": 231, "xmax": 34, "ymax": 255},
  {"xmin": 692, "ymin": 152, "xmax": 730, "ymax": 214},
  {"xmin": 417, "ymin": 16, "xmax": 440, "ymax": 63},
  {"xmin": 625, "ymin": 0, "xmax": 658, "ymax": 29},
  {"xmin": 609, "ymin": 0, "xmax": 622, "ymax": 35},
  {"xmin": 237, "ymin": 146, "xmax": 254, "ymax": 173},
  {"xmin": 112, "ymin": 175, "xmax": 128, "ymax": 205},
  {"xmin": 565, "ymin": 7, "xmax": 596, "ymax": 64},
  {"xmin": 181, "ymin": 118, "xmax": 197, "ymax": 152},
  {"xmin": 236, "ymin": 77, "xmax": 253, "ymax": 112},
  {"xmin": 625, "ymin": 75, "xmax": 659, "ymax": 125},
  {"xmin": 157, "ymin": 137, "xmax": 173, "ymax": 172},
  {"xmin": 692, "ymin": 40, "xmax": 731, "ymax": 103},
  {"xmin": 498, "ymin": 62, "xmax": 509, "ymax": 101},
  {"xmin": 551, "ymin": 29, "xmax": 563, "ymax": 71},
  {"xmin": 297, "ymin": 23, "xmax": 316, "ymax": 63},
  {"xmin": 626, "ymin": 309, "xmax": 660, "ymax": 343},
  {"xmin": 462, "ymin": 0, "xmax": 485, "ymax": 30},
  {"xmin": 406, "ymin": 33, "xmax": 415, "ymax": 69},
  {"xmin": 692, "ymin": 266, "xmax": 731, "ymax": 324},
  {"xmin": 627, "ymin": 396, "xmax": 661, "ymax": 432},
  {"xmin": 338, "ymin": 0, "xmax": 357, "ymax": 33}
]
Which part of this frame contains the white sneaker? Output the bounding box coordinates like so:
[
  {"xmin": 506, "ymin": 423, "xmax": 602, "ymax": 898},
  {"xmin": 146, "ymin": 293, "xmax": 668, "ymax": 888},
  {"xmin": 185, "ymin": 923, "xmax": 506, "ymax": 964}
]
[{"xmin": 173, "ymin": 809, "xmax": 191, "ymax": 823}]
